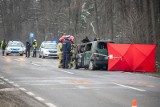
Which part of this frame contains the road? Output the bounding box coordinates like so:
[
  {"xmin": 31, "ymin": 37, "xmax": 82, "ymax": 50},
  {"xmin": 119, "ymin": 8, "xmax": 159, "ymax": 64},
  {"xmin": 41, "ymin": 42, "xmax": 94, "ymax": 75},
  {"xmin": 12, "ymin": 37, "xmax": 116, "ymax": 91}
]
[{"xmin": 0, "ymin": 54, "xmax": 160, "ymax": 107}]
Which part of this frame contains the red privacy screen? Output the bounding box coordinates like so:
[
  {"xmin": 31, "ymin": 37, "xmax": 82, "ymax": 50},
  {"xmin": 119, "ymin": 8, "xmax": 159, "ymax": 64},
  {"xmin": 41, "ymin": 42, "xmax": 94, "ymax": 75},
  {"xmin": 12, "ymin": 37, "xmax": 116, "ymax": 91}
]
[{"xmin": 107, "ymin": 43, "xmax": 156, "ymax": 72}]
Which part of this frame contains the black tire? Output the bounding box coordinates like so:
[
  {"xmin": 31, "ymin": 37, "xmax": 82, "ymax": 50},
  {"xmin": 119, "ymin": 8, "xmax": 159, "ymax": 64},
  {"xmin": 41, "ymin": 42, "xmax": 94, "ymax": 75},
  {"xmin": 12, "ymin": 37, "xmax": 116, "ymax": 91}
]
[
  {"xmin": 39, "ymin": 55, "xmax": 41, "ymax": 58},
  {"xmin": 84, "ymin": 67, "xmax": 88, "ymax": 69},
  {"xmin": 20, "ymin": 54, "xmax": 23, "ymax": 56},
  {"xmin": 6, "ymin": 53, "xmax": 9, "ymax": 56},
  {"xmin": 75, "ymin": 64, "xmax": 79, "ymax": 69},
  {"xmin": 73, "ymin": 61, "xmax": 79, "ymax": 69},
  {"xmin": 88, "ymin": 61, "xmax": 95, "ymax": 70}
]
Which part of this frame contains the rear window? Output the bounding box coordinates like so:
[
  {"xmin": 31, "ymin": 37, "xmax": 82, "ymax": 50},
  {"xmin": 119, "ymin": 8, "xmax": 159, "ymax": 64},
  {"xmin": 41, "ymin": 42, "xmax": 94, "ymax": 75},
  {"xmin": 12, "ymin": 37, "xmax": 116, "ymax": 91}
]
[{"xmin": 98, "ymin": 42, "xmax": 107, "ymax": 49}]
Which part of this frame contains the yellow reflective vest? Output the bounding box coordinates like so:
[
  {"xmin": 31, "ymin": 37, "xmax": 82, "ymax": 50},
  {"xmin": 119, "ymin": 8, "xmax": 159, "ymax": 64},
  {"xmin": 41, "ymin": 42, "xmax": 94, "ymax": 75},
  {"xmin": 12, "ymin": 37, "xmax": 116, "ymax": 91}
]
[
  {"xmin": 57, "ymin": 42, "xmax": 62, "ymax": 54},
  {"xmin": 33, "ymin": 42, "xmax": 38, "ymax": 48},
  {"xmin": 1, "ymin": 41, "xmax": 3, "ymax": 48}
]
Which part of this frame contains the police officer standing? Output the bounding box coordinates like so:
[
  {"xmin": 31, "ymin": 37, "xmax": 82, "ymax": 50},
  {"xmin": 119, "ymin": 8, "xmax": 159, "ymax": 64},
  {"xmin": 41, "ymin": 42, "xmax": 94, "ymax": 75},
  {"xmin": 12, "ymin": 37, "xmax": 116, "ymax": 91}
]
[
  {"xmin": 62, "ymin": 36, "xmax": 71, "ymax": 69},
  {"xmin": 25, "ymin": 41, "xmax": 31, "ymax": 58},
  {"xmin": 1, "ymin": 39, "xmax": 7, "ymax": 56},
  {"xmin": 32, "ymin": 39, "xmax": 37, "ymax": 57}
]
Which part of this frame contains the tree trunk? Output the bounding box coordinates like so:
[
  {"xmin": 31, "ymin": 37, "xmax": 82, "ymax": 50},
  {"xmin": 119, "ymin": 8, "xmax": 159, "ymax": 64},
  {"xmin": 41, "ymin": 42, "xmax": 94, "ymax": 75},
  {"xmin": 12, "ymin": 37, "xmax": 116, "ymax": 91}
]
[{"xmin": 149, "ymin": 0, "xmax": 156, "ymax": 44}]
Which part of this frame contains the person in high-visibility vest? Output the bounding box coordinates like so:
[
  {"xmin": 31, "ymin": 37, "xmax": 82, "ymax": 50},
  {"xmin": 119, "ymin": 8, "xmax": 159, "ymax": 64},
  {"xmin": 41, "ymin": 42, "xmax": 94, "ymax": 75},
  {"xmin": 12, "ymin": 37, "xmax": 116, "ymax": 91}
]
[
  {"xmin": 1, "ymin": 39, "xmax": 7, "ymax": 56},
  {"xmin": 32, "ymin": 39, "xmax": 38, "ymax": 57},
  {"xmin": 57, "ymin": 37, "xmax": 65, "ymax": 68},
  {"xmin": 68, "ymin": 36, "xmax": 75, "ymax": 69}
]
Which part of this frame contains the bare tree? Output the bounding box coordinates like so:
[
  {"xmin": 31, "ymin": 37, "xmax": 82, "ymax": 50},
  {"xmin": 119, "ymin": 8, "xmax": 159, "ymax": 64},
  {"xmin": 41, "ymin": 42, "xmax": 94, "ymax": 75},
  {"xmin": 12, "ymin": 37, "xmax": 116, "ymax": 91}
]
[{"xmin": 0, "ymin": 0, "xmax": 159, "ymax": 61}]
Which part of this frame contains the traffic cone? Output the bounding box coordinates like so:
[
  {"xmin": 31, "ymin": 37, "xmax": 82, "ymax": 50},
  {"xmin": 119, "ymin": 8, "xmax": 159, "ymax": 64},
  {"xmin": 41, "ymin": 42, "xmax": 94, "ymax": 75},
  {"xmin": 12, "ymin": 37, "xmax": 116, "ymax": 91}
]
[{"xmin": 132, "ymin": 99, "xmax": 137, "ymax": 107}]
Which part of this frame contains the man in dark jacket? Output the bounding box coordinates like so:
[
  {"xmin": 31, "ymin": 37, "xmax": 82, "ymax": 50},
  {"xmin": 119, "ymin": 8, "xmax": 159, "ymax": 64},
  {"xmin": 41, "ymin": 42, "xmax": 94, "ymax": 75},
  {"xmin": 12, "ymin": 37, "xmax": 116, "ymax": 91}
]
[
  {"xmin": 62, "ymin": 36, "xmax": 71, "ymax": 69},
  {"xmin": 26, "ymin": 41, "xmax": 31, "ymax": 58}
]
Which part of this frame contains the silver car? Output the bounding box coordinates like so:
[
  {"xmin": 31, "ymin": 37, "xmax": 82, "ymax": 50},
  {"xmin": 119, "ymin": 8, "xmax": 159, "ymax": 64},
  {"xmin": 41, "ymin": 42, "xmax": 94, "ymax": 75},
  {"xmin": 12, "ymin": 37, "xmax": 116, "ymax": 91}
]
[
  {"xmin": 6, "ymin": 41, "xmax": 26, "ymax": 56},
  {"xmin": 39, "ymin": 41, "xmax": 58, "ymax": 58}
]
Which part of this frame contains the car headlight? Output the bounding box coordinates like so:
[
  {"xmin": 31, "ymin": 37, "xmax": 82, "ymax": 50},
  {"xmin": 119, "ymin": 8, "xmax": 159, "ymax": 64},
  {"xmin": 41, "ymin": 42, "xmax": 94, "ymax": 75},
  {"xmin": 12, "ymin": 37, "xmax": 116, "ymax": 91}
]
[
  {"xmin": 23, "ymin": 47, "xmax": 26, "ymax": 51},
  {"xmin": 43, "ymin": 50, "xmax": 49, "ymax": 54},
  {"xmin": 6, "ymin": 47, "xmax": 10, "ymax": 51}
]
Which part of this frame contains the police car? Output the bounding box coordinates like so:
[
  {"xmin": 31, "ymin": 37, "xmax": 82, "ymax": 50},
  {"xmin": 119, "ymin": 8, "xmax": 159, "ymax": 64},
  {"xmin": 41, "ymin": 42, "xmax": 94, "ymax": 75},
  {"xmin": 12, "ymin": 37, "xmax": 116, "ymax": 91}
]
[
  {"xmin": 39, "ymin": 41, "xmax": 58, "ymax": 58},
  {"xmin": 6, "ymin": 41, "xmax": 26, "ymax": 56}
]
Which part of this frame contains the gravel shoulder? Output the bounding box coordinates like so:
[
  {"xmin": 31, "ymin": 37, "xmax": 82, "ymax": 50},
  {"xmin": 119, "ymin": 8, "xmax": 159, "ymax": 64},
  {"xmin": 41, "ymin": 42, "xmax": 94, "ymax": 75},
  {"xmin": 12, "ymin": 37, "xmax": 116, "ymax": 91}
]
[{"xmin": 0, "ymin": 79, "xmax": 47, "ymax": 107}]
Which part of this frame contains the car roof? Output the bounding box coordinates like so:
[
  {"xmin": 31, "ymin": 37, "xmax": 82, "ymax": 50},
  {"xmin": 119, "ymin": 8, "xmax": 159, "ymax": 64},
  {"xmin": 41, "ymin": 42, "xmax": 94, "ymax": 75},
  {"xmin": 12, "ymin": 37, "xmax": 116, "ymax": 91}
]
[
  {"xmin": 8, "ymin": 41, "xmax": 23, "ymax": 44},
  {"xmin": 78, "ymin": 40, "xmax": 113, "ymax": 45},
  {"xmin": 42, "ymin": 41, "xmax": 57, "ymax": 44},
  {"xmin": 9, "ymin": 41, "xmax": 22, "ymax": 43}
]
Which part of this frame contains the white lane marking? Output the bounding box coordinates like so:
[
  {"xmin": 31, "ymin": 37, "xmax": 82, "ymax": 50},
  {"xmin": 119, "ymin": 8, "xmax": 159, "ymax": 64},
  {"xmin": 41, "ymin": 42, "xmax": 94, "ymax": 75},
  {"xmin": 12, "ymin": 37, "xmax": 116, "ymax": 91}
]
[
  {"xmin": 14, "ymin": 84, "xmax": 20, "ymax": 87},
  {"xmin": 14, "ymin": 59, "xmax": 20, "ymax": 61},
  {"xmin": 0, "ymin": 82, "xmax": 4, "ymax": 84},
  {"xmin": 18, "ymin": 84, "xmax": 59, "ymax": 86},
  {"xmin": 9, "ymin": 81, "xmax": 14, "ymax": 84},
  {"xmin": 59, "ymin": 69, "xmax": 74, "ymax": 74},
  {"xmin": 113, "ymin": 83, "xmax": 146, "ymax": 92},
  {"xmin": 31, "ymin": 62, "xmax": 40, "ymax": 66},
  {"xmin": 19, "ymin": 88, "xmax": 26, "ymax": 91},
  {"xmin": 0, "ymin": 77, "xmax": 4, "ymax": 79},
  {"xmin": 46, "ymin": 103, "xmax": 57, "ymax": 107},
  {"xmin": 77, "ymin": 85, "xmax": 87, "ymax": 89},
  {"xmin": 35, "ymin": 97, "xmax": 45, "ymax": 101},
  {"xmin": 26, "ymin": 92, "xmax": 35, "ymax": 96},
  {"xmin": 4, "ymin": 79, "xmax": 9, "ymax": 81},
  {"xmin": 0, "ymin": 88, "xmax": 18, "ymax": 92},
  {"xmin": 19, "ymin": 87, "xmax": 56, "ymax": 107},
  {"xmin": 0, "ymin": 77, "xmax": 57, "ymax": 107}
]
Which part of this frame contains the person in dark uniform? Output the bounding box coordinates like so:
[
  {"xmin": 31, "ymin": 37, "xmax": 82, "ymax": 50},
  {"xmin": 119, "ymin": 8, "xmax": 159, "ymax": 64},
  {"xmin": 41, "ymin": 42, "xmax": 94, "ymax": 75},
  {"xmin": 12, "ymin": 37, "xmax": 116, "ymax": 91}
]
[
  {"xmin": 25, "ymin": 41, "xmax": 31, "ymax": 58},
  {"xmin": 62, "ymin": 36, "xmax": 71, "ymax": 69}
]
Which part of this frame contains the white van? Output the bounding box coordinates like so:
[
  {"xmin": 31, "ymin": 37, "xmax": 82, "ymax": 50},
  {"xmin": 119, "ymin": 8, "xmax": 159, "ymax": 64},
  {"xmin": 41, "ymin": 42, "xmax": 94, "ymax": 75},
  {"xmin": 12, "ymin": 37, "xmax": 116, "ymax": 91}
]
[{"xmin": 39, "ymin": 41, "xmax": 58, "ymax": 58}]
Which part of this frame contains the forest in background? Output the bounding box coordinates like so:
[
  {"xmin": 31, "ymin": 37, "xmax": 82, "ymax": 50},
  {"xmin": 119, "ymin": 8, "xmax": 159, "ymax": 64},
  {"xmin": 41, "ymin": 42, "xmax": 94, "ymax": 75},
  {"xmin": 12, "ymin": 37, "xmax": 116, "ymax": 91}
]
[{"xmin": 0, "ymin": 0, "xmax": 160, "ymax": 61}]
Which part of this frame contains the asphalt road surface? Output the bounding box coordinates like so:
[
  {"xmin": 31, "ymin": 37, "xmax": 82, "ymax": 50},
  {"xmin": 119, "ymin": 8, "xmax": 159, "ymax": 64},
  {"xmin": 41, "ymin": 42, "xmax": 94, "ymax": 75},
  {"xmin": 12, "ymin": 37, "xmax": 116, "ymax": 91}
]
[{"xmin": 0, "ymin": 54, "xmax": 160, "ymax": 107}]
